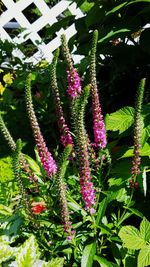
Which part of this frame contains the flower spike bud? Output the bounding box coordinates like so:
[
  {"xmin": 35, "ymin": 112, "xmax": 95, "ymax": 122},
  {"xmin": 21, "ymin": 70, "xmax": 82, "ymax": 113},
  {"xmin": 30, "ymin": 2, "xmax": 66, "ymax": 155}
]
[
  {"xmin": 25, "ymin": 73, "xmax": 57, "ymax": 177},
  {"xmin": 0, "ymin": 114, "xmax": 16, "ymax": 150},
  {"xmin": 12, "ymin": 139, "xmax": 35, "ymax": 221},
  {"xmin": 130, "ymin": 78, "xmax": 146, "ymax": 187},
  {"xmin": 50, "ymin": 49, "xmax": 74, "ymax": 148},
  {"xmin": 0, "ymin": 114, "xmax": 39, "ymax": 187},
  {"xmin": 61, "ymin": 34, "xmax": 81, "ymax": 99},
  {"xmin": 76, "ymin": 86, "xmax": 96, "ymax": 213},
  {"xmin": 56, "ymin": 144, "xmax": 75, "ymax": 241},
  {"xmin": 90, "ymin": 30, "xmax": 107, "ymax": 148}
]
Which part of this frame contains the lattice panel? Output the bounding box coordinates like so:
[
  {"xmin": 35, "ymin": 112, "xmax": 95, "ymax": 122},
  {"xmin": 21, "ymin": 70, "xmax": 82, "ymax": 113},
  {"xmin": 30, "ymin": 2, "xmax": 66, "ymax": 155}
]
[{"xmin": 0, "ymin": 0, "xmax": 83, "ymax": 64}]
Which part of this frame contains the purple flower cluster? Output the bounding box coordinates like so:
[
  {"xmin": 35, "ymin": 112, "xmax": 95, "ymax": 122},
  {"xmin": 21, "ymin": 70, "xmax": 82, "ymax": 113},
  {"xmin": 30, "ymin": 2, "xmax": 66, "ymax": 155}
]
[
  {"xmin": 34, "ymin": 129, "xmax": 57, "ymax": 177},
  {"xmin": 67, "ymin": 68, "xmax": 81, "ymax": 99},
  {"xmin": 92, "ymin": 92, "xmax": 107, "ymax": 148},
  {"xmin": 80, "ymin": 144, "xmax": 96, "ymax": 213}
]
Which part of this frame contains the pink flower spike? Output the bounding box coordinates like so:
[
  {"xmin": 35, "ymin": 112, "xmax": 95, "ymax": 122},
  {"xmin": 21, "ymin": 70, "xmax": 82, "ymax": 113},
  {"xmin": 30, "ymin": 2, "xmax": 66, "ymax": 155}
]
[{"xmin": 66, "ymin": 68, "xmax": 81, "ymax": 99}]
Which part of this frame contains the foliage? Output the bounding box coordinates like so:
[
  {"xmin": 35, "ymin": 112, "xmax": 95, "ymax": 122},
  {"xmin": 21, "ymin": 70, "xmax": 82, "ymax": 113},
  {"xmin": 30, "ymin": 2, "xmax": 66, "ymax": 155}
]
[
  {"xmin": 119, "ymin": 217, "xmax": 150, "ymax": 267},
  {"xmin": 0, "ymin": 3, "xmax": 150, "ymax": 266}
]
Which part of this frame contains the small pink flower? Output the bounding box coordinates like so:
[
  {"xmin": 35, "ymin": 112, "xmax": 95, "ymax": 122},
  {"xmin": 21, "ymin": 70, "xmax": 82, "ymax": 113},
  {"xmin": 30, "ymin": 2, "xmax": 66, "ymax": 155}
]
[{"xmin": 66, "ymin": 68, "xmax": 81, "ymax": 99}]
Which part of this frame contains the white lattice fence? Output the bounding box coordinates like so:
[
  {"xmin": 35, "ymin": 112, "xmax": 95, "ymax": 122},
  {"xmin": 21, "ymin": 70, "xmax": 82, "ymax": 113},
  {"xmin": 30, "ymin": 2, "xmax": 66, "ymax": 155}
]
[{"xmin": 0, "ymin": 0, "xmax": 83, "ymax": 64}]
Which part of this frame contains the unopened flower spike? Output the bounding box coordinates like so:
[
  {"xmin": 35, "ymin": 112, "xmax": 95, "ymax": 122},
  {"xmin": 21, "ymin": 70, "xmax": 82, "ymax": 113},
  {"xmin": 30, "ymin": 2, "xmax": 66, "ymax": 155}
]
[
  {"xmin": 56, "ymin": 144, "xmax": 75, "ymax": 241},
  {"xmin": 61, "ymin": 34, "xmax": 81, "ymax": 99},
  {"xmin": 25, "ymin": 73, "xmax": 57, "ymax": 178},
  {"xmin": 90, "ymin": 30, "xmax": 107, "ymax": 149},
  {"xmin": 0, "ymin": 114, "xmax": 39, "ymax": 189},
  {"xmin": 12, "ymin": 139, "xmax": 35, "ymax": 222},
  {"xmin": 130, "ymin": 78, "xmax": 146, "ymax": 188},
  {"xmin": 50, "ymin": 49, "xmax": 74, "ymax": 148},
  {"xmin": 76, "ymin": 86, "xmax": 96, "ymax": 214}
]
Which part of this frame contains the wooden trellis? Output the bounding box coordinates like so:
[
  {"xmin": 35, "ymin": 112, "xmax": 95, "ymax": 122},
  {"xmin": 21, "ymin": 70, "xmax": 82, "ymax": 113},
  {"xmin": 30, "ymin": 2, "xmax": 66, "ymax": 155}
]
[{"xmin": 0, "ymin": 0, "xmax": 83, "ymax": 64}]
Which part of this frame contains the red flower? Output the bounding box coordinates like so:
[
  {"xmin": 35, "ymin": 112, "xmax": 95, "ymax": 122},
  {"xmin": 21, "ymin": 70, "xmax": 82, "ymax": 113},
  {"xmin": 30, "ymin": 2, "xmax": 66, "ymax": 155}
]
[{"xmin": 31, "ymin": 202, "xmax": 46, "ymax": 214}]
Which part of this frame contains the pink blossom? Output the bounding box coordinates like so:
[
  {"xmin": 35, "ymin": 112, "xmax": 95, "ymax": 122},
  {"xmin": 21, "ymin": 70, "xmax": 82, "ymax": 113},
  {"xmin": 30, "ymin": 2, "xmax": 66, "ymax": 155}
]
[
  {"xmin": 92, "ymin": 93, "xmax": 107, "ymax": 148},
  {"xmin": 35, "ymin": 131, "xmax": 57, "ymax": 177},
  {"xmin": 66, "ymin": 68, "xmax": 81, "ymax": 99}
]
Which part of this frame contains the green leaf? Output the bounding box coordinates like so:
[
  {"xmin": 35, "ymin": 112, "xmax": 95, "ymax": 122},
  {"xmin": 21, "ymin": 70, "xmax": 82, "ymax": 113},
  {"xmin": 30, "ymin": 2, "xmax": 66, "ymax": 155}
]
[
  {"xmin": 16, "ymin": 235, "xmax": 40, "ymax": 267},
  {"xmin": 140, "ymin": 217, "xmax": 150, "ymax": 241},
  {"xmin": 106, "ymin": 2, "xmax": 128, "ymax": 15},
  {"xmin": 0, "ymin": 204, "xmax": 13, "ymax": 216},
  {"xmin": 119, "ymin": 226, "xmax": 146, "ymax": 250},
  {"xmin": 98, "ymin": 29, "xmax": 131, "ymax": 44},
  {"xmin": 81, "ymin": 242, "xmax": 96, "ymax": 267},
  {"xmin": 105, "ymin": 107, "xmax": 134, "ymax": 134},
  {"xmin": 138, "ymin": 245, "xmax": 150, "ymax": 267},
  {"xmin": 109, "ymin": 188, "xmax": 127, "ymax": 203},
  {"xmin": 128, "ymin": 0, "xmax": 150, "ymax": 4},
  {"xmin": 96, "ymin": 197, "xmax": 108, "ymax": 225},
  {"xmin": 121, "ymin": 143, "xmax": 150, "ymax": 158},
  {"xmin": 124, "ymin": 208, "xmax": 143, "ymax": 219},
  {"xmin": 80, "ymin": 0, "xmax": 94, "ymax": 12},
  {"xmin": 33, "ymin": 258, "xmax": 64, "ymax": 267},
  {"xmin": 23, "ymin": 154, "xmax": 41, "ymax": 175},
  {"xmin": 94, "ymin": 255, "xmax": 118, "ymax": 267},
  {"xmin": 0, "ymin": 243, "xmax": 17, "ymax": 264}
]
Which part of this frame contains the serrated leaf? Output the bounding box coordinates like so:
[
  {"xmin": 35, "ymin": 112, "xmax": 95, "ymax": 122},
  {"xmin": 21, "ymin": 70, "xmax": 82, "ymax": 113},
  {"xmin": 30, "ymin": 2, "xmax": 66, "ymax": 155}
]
[
  {"xmin": 105, "ymin": 107, "xmax": 134, "ymax": 134},
  {"xmin": 33, "ymin": 258, "xmax": 64, "ymax": 267},
  {"xmin": 94, "ymin": 255, "xmax": 118, "ymax": 267},
  {"xmin": 16, "ymin": 235, "xmax": 40, "ymax": 267},
  {"xmin": 81, "ymin": 242, "xmax": 96, "ymax": 267},
  {"xmin": 140, "ymin": 217, "xmax": 150, "ymax": 241},
  {"xmin": 119, "ymin": 226, "xmax": 146, "ymax": 249},
  {"xmin": 0, "ymin": 204, "xmax": 13, "ymax": 216},
  {"xmin": 138, "ymin": 245, "xmax": 150, "ymax": 267},
  {"xmin": 109, "ymin": 188, "xmax": 127, "ymax": 203},
  {"xmin": 0, "ymin": 244, "xmax": 16, "ymax": 264}
]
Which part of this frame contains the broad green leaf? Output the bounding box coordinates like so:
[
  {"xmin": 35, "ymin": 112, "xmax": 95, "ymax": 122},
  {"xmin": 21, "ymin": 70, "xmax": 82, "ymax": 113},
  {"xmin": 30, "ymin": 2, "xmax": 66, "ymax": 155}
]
[
  {"xmin": 106, "ymin": 2, "xmax": 128, "ymax": 15},
  {"xmin": 121, "ymin": 143, "xmax": 150, "ymax": 158},
  {"xmin": 0, "ymin": 244, "xmax": 16, "ymax": 264},
  {"xmin": 140, "ymin": 217, "xmax": 150, "ymax": 241},
  {"xmin": 16, "ymin": 235, "xmax": 40, "ymax": 267},
  {"xmin": 108, "ymin": 178, "xmax": 124, "ymax": 187},
  {"xmin": 109, "ymin": 188, "xmax": 127, "ymax": 203},
  {"xmin": 33, "ymin": 258, "xmax": 64, "ymax": 267},
  {"xmin": 105, "ymin": 107, "xmax": 134, "ymax": 134},
  {"xmin": 138, "ymin": 245, "xmax": 150, "ymax": 267},
  {"xmin": 94, "ymin": 255, "xmax": 118, "ymax": 267},
  {"xmin": 81, "ymin": 242, "xmax": 96, "ymax": 267},
  {"xmin": 119, "ymin": 226, "xmax": 146, "ymax": 249},
  {"xmin": 96, "ymin": 197, "xmax": 108, "ymax": 225},
  {"xmin": 0, "ymin": 204, "xmax": 13, "ymax": 216},
  {"xmin": 141, "ymin": 127, "xmax": 149, "ymax": 147}
]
